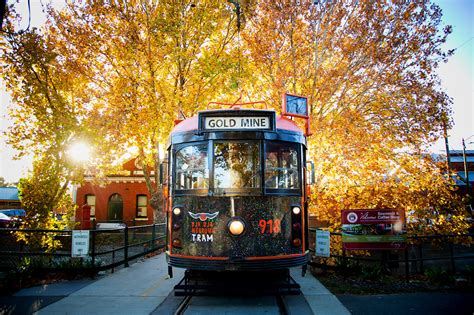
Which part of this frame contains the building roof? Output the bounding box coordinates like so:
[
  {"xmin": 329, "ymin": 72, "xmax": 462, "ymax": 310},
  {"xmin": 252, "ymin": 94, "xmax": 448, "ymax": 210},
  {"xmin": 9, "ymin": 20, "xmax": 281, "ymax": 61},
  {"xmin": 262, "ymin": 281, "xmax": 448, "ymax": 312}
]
[
  {"xmin": 449, "ymin": 150, "xmax": 474, "ymax": 156},
  {"xmin": 0, "ymin": 187, "xmax": 19, "ymax": 201}
]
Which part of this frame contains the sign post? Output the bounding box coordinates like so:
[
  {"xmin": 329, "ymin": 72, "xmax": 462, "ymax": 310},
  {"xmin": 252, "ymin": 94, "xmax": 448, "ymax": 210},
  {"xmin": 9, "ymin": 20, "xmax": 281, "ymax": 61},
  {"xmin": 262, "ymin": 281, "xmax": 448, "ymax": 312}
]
[
  {"xmin": 315, "ymin": 229, "xmax": 331, "ymax": 257},
  {"xmin": 72, "ymin": 230, "xmax": 90, "ymax": 258}
]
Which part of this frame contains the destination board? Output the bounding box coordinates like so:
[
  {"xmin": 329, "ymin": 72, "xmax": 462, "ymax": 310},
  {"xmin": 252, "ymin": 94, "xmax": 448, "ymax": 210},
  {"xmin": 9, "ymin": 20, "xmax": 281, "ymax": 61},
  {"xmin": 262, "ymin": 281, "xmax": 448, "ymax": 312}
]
[{"xmin": 204, "ymin": 116, "xmax": 271, "ymax": 130}]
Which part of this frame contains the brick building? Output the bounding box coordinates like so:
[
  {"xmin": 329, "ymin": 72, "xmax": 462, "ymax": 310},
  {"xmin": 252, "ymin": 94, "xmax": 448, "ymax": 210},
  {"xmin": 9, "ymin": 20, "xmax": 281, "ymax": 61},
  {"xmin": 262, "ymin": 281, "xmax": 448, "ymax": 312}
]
[{"xmin": 74, "ymin": 159, "xmax": 159, "ymax": 226}]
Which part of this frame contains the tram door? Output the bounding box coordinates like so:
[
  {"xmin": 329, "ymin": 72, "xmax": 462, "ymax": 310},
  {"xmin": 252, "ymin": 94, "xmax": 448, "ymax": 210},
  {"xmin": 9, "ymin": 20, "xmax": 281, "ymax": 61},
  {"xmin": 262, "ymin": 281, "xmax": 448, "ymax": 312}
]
[{"xmin": 108, "ymin": 193, "xmax": 123, "ymax": 222}]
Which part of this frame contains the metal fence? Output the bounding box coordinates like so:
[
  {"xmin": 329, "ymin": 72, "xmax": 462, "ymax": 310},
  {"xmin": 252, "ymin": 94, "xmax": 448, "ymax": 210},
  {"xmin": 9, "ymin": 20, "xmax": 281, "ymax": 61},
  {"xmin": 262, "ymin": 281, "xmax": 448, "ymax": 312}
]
[
  {"xmin": 308, "ymin": 228, "xmax": 474, "ymax": 280},
  {"xmin": 0, "ymin": 223, "xmax": 166, "ymax": 274}
]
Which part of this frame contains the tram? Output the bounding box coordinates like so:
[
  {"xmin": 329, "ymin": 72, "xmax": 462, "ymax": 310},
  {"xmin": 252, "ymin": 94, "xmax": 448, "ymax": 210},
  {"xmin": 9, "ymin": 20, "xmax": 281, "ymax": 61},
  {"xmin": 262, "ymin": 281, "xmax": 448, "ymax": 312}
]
[{"xmin": 164, "ymin": 100, "xmax": 311, "ymax": 272}]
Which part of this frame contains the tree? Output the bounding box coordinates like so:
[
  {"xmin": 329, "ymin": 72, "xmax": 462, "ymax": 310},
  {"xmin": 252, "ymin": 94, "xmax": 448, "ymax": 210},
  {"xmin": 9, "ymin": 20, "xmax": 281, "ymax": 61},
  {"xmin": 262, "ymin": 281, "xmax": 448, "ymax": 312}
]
[
  {"xmin": 242, "ymin": 1, "xmax": 467, "ymax": 235},
  {"xmin": 1, "ymin": 6, "xmax": 95, "ymax": 241},
  {"xmin": 2, "ymin": 0, "xmax": 468, "ymax": 238},
  {"xmin": 16, "ymin": 159, "xmax": 76, "ymax": 251},
  {"xmin": 42, "ymin": 0, "xmax": 240, "ymax": 219}
]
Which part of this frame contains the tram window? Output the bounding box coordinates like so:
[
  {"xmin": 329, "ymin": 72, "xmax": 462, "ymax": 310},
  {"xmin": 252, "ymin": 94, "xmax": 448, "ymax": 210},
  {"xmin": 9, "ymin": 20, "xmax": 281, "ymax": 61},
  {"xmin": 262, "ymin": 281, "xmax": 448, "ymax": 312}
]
[
  {"xmin": 175, "ymin": 144, "xmax": 209, "ymax": 190},
  {"xmin": 214, "ymin": 142, "xmax": 260, "ymax": 189},
  {"xmin": 265, "ymin": 142, "xmax": 299, "ymax": 189}
]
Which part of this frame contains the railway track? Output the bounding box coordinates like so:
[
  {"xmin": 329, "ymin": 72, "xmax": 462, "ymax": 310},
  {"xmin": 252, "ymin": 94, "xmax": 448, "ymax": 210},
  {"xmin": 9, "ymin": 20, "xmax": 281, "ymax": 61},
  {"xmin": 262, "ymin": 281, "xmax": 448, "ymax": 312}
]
[
  {"xmin": 152, "ymin": 269, "xmax": 313, "ymax": 315},
  {"xmin": 173, "ymin": 294, "xmax": 295, "ymax": 315}
]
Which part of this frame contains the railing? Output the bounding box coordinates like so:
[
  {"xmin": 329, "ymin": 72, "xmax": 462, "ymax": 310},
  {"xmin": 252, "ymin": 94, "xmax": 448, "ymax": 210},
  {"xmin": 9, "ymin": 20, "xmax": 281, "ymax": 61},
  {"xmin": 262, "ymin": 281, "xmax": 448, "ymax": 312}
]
[
  {"xmin": 308, "ymin": 228, "xmax": 474, "ymax": 280},
  {"xmin": 0, "ymin": 223, "xmax": 166, "ymax": 274}
]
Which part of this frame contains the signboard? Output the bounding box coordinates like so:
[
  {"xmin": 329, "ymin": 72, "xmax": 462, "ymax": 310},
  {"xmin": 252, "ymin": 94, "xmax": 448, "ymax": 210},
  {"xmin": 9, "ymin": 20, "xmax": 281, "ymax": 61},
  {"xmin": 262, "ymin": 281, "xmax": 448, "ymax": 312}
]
[
  {"xmin": 72, "ymin": 230, "xmax": 90, "ymax": 257},
  {"xmin": 204, "ymin": 116, "xmax": 270, "ymax": 130},
  {"xmin": 283, "ymin": 93, "xmax": 308, "ymax": 118},
  {"xmin": 316, "ymin": 229, "xmax": 330, "ymax": 257},
  {"xmin": 341, "ymin": 209, "xmax": 407, "ymax": 250}
]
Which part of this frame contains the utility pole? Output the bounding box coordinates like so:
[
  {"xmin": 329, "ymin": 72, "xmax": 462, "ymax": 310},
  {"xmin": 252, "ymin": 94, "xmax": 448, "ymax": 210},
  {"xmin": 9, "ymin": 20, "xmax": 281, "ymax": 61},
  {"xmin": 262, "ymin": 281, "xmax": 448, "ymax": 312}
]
[
  {"xmin": 462, "ymin": 138, "xmax": 470, "ymax": 192},
  {"xmin": 444, "ymin": 121, "xmax": 452, "ymax": 170}
]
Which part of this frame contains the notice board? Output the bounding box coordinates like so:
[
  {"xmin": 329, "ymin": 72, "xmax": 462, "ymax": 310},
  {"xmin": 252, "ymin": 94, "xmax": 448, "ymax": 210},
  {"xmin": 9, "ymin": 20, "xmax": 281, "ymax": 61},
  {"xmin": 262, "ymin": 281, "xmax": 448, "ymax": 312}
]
[{"xmin": 341, "ymin": 209, "xmax": 407, "ymax": 250}]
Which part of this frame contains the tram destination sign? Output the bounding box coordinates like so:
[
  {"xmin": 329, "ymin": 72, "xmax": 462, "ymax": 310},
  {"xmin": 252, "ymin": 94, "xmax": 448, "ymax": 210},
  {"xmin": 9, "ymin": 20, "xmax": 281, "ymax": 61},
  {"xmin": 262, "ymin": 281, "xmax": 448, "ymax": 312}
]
[
  {"xmin": 204, "ymin": 116, "xmax": 270, "ymax": 130},
  {"xmin": 199, "ymin": 110, "xmax": 276, "ymax": 131}
]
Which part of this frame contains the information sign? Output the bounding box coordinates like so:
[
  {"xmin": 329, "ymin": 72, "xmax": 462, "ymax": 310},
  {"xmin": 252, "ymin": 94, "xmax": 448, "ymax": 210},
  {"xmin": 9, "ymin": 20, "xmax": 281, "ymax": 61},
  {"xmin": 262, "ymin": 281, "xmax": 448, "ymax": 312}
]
[
  {"xmin": 316, "ymin": 229, "xmax": 330, "ymax": 257},
  {"xmin": 72, "ymin": 230, "xmax": 90, "ymax": 258},
  {"xmin": 341, "ymin": 209, "xmax": 407, "ymax": 250}
]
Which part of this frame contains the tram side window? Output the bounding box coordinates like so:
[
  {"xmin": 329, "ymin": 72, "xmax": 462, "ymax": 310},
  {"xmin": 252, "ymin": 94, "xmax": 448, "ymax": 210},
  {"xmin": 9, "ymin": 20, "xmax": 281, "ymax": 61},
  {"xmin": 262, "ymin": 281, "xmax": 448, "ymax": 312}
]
[
  {"xmin": 175, "ymin": 144, "xmax": 209, "ymax": 190},
  {"xmin": 265, "ymin": 142, "xmax": 299, "ymax": 189},
  {"xmin": 214, "ymin": 142, "xmax": 260, "ymax": 189}
]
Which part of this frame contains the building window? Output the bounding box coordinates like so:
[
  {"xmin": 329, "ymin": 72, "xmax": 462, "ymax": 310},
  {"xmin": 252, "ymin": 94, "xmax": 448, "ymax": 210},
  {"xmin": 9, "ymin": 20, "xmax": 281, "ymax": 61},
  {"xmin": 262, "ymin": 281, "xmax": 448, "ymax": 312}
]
[
  {"xmin": 85, "ymin": 194, "xmax": 96, "ymax": 217},
  {"xmin": 136, "ymin": 195, "xmax": 148, "ymax": 218}
]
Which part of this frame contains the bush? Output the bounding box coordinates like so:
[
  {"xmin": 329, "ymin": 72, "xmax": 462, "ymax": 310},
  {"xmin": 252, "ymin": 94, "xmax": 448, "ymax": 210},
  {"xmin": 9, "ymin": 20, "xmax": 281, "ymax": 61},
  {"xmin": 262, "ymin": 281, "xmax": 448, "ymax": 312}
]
[
  {"xmin": 361, "ymin": 265, "xmax": 385, "ymax": 281},
  {"xmin": 425, "ymin": 267, "xmax": 454, "ymax": 285}
]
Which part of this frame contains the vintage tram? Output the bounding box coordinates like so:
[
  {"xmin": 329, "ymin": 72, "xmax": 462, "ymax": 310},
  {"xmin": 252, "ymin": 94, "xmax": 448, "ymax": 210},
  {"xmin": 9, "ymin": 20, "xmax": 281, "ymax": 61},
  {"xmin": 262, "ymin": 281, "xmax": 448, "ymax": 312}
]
[{"xmin": 164, "ymin": 103, "xmax": 310, "ymax": 273}]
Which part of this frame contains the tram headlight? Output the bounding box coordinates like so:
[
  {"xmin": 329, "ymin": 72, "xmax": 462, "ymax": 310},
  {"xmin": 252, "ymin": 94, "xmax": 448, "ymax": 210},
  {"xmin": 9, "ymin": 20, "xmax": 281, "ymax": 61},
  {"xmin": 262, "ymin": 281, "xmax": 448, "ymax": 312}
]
[
  {"xmin": 173, "ymin": 207, "xmax": 181, "ymax": 216},
  {"xmin": 172, "ymin": 238, "xmax": 182, "ymax": 248},
  {"xmin": 228, "ymin": 218, "xmax": 245, "ymax": 236},
  {"xmin": 292, "ymin": 207, "xmax": 301, "ymax": 215}
]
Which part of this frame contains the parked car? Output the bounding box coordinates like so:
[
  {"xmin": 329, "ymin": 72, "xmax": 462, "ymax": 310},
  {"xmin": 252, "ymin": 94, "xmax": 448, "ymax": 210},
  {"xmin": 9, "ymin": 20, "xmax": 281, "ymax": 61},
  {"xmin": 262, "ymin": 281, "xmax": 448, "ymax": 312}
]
[{"xmin": 0, "ymin": 213, "xmax": 12, "ymax": 228}]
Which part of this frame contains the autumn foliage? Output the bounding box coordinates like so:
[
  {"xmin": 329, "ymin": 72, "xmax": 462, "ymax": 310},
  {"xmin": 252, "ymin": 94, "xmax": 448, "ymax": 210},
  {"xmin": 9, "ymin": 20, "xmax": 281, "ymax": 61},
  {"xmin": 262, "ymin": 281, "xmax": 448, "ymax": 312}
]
[{"xmin": 0, "ymin": 1, "xmax": 469, "ymax": 237}]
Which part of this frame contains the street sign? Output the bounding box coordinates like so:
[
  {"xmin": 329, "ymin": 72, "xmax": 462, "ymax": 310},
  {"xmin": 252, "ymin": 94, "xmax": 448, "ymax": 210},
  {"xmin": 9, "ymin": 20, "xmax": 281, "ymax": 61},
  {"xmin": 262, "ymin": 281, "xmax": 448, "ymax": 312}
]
[
  {"xmin": 341, "ymin": 209, "xmax": 407, "ymax": 250},
  {"xmin": 72, "ymin": 230, "xmax": 90, "ymax": 257},
  {"xmin": 316, "ymin": 229, "xmax": 330, "ymax": 257}
]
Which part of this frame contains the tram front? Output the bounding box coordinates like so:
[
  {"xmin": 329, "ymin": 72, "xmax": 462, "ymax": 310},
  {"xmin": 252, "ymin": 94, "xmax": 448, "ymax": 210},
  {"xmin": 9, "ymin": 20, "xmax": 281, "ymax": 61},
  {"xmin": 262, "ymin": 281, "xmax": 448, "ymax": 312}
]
[{"xmin": 165, "ymin": 108, "xmax": 309, "ymax": 271}]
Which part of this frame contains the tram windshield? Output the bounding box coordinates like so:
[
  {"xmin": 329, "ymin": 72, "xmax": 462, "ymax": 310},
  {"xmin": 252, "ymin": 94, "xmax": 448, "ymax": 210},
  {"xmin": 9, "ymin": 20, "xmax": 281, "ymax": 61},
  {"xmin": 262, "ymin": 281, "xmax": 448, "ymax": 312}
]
[
  {"xmin": 265, "ymin": 142, "xmax": 299, "ymax": 189},
  {"xmin": 173, "ymin": 141, "xmax": 300, "ymax": 193},
  {"xmin": 175, "ymin": 144, "xmax": 209, "ymax": 190},
  {"xmin": 214, "ymin": 142, "xmax": 260, "ymax": 189}
]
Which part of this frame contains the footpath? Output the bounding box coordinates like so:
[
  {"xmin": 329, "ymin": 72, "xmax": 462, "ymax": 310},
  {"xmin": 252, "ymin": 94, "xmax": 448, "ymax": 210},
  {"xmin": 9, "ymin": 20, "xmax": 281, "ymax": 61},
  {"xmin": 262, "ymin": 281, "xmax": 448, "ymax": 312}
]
[
  {"xmin": 5, "ymin": 253, "xmax": 472, "ymax": 314},
  {"xmin": 0, "ymin": 254, "xmax": 350, "ymax": 315}
]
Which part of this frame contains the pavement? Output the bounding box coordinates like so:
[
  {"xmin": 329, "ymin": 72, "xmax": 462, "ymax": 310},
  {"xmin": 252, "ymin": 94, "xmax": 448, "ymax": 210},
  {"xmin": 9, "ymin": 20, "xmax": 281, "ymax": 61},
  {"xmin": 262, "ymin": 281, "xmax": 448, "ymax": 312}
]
[
  {"xmin": 0, "ymin": 254, "xmax": 350, "ymax": 315},
  {"xmin": 2, "ymin": 254, "xmax": 472, "ymax": 315}
]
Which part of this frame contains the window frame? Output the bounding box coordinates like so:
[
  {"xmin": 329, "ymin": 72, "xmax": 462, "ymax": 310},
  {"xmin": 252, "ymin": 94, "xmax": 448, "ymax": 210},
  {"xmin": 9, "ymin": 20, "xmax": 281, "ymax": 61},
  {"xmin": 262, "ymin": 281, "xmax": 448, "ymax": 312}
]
[
  {"xmin": 136, "ymin": 194, "xmax": 148, "ymax": 218},
  {"xmin": 173, "ymin": 141, "xmax": 210, "ymax": 196},
  {"xmin": 263, "ymin": 141, "xmax": 302, "ymax": 196},
  {"xmin": 171, "ymin": 140, "xmax": 302, "ymax": 197},
  {"xmin": 85, "ymin": 194, "xmax": 96, "ymax": 217}
]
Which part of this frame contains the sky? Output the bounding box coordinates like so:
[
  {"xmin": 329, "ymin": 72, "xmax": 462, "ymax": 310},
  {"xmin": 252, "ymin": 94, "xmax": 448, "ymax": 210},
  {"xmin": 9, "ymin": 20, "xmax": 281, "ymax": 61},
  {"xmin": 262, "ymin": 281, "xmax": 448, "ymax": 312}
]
[{"xmin": 0, "ymin": 0, "xmax": 473, "ymax": 183}]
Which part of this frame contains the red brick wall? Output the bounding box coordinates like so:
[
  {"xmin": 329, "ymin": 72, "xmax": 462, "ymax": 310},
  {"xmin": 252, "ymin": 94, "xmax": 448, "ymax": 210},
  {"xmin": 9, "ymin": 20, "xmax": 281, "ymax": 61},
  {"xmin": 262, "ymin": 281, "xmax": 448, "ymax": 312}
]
[{"xmin": 76, "ymin": 181, "xmax": 154, "ymax": 225}]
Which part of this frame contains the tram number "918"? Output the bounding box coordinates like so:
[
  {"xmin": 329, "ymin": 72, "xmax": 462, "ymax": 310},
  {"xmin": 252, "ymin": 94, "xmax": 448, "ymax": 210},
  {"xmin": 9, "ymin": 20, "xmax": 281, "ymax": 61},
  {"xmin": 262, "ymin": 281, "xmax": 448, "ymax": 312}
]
[{"xmin": 259, "ymin": 219, "xmax": 281, "ymax": 234}]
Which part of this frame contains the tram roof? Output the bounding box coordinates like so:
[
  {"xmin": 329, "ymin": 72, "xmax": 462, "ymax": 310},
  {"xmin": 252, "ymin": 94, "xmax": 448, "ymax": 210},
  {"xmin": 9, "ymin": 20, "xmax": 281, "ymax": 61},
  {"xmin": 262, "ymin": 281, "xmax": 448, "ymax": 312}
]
[{"xmin": 171, "ymin": 109, "xmax": 303, "ymax": 134}]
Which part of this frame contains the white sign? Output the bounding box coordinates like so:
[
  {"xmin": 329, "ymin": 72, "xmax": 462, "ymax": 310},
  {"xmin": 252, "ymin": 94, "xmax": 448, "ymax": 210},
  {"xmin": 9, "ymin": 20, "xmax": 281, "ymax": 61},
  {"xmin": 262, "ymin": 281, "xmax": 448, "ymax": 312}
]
[
  {"xmin": 72, "ymin": 230, "xmax": 90, "ymax": 258},
  {"xmin": 316, "ymin": 230, "xmax": 330, "ymax": 258},
  {"xmin": 204, "ymin": 116, "xmax": 270, "ymax": 130}
]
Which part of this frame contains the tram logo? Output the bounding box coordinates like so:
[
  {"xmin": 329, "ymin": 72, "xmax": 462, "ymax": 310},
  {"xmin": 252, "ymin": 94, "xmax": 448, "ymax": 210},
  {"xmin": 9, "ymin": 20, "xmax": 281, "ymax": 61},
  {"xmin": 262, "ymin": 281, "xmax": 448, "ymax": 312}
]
[
  {"xmin": 188, "ymin": 212, "xmax": 219, "ymax": 221},
  {"xmin": 188, "ymin": 211, "xmax": 219, "ymax": 243}
]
